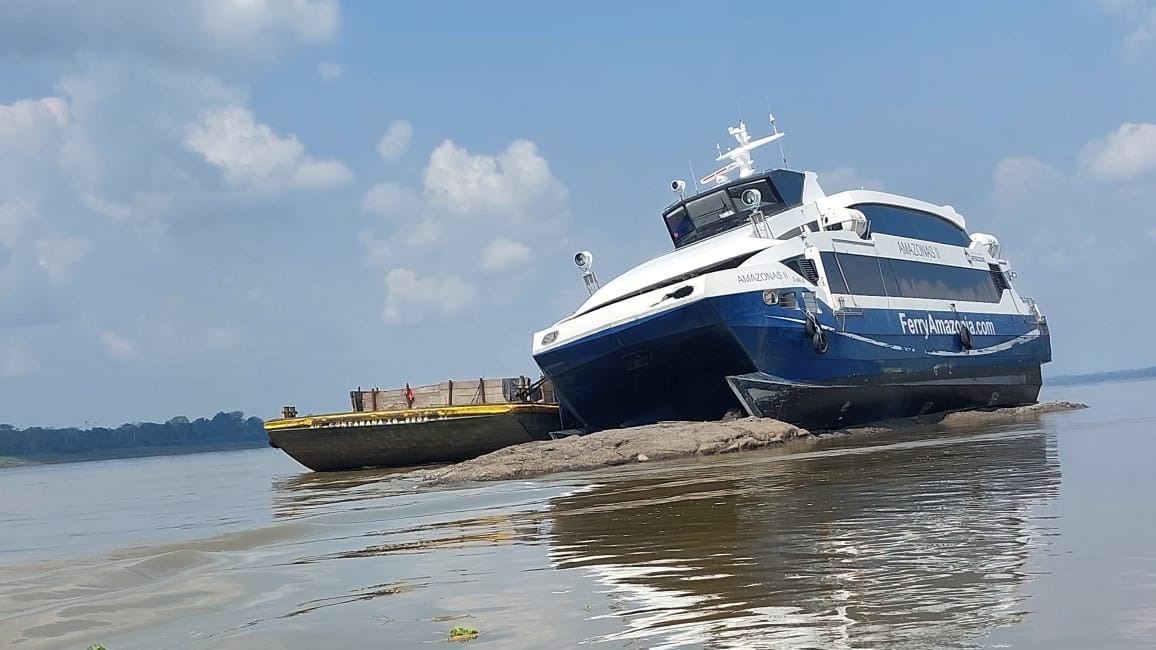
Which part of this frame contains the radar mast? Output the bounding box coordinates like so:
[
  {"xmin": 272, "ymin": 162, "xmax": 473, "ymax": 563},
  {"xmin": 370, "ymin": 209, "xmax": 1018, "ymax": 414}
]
[{"xmin": 698, "ymin": 114, "xmax": 785, "ymax": 186}]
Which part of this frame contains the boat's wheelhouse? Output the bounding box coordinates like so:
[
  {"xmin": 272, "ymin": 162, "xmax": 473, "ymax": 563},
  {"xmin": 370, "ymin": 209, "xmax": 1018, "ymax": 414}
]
[{"xmin": 662, "ymin": 170, "xmax": 806, "ymax": 248}]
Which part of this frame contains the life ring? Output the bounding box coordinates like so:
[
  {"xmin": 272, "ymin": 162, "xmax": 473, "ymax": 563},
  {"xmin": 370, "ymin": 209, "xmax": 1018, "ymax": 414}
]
[
  {"xmin": 959, "ymin": 325, "xmax": 973, "ymax": 350},
  {"xmin": 812, "ymin": 329, "xmax": 829, "ymax": 354}
]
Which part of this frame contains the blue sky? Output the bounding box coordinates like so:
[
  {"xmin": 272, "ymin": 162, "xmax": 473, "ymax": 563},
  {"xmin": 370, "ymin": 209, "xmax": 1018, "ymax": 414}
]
[{"xmin": 1, "ymin": 1, "xmax": 1154, "ymax": 428}]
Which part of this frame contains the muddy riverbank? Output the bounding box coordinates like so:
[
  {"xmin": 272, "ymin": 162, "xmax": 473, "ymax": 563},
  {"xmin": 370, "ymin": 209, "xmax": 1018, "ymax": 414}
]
[{"xmin": 431, "ymin": 401, "xmax": 1087, "ymax": 483}]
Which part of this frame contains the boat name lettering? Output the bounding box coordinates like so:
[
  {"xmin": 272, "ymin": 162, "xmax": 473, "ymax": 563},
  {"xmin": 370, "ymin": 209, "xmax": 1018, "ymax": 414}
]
[
  {"xmin": 897, "ymin": 312, "xmax": 997, "ymax": 339},
  {"xmin": 897, "ymin": 240, "xmax": 942, "ymax": 259},
  {"xmin": 737, "ymin": 270, "xmax": 791, "ymax": 284}
]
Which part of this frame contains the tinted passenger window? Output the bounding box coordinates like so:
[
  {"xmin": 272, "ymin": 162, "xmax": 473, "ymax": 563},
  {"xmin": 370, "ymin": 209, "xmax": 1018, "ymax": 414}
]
[
  {"xmin": 823, "ymin": 253, "xmax": 1003, "ymax": 303},
  {"xmin": 855, "ymin": 203, "xmax": 971, "ymax": 246},
  {"xmin": 834, "ymin": 253, "xmax": 886, "ymax": 296},
  {"xmin": 819, "ymin": 252, "xmax": 848, "ymax": 293},
  {"xmin": 882, "ymin": 258, "xmax": 1001, "ymax": 302}
]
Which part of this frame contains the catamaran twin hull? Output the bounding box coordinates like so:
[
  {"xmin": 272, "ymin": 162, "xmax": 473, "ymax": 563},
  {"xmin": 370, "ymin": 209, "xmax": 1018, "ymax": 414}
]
[
  {"xmin": 532, "ymin": 119, "xmax": 1052, "ymax": 433},
  {"xmin": 534, "ymin": 280, "xmax": 1051, "ymax": 432}
]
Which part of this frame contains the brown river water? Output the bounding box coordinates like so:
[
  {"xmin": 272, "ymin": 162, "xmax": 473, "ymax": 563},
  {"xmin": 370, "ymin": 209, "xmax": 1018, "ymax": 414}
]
[{"xmin": 1, "ymin": 379, "xmax": 1155, "ymax": 650}]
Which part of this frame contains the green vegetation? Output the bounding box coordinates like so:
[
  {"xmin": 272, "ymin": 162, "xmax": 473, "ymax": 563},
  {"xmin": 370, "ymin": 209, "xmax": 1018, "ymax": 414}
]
[
  {"xmin": 1047, "ymin": 366, "xmax": 1156, "ymax": 386},
  {"xmin": 0, "ymin": 411, "xmax": 266, "ymax": 463},
  {"xmin": 448, "ymin": 626, "xmax": 479, "ymax": 642},
  {"xmin": 87, "ymin": 645, "xmax": 108, "ymax": 650}
]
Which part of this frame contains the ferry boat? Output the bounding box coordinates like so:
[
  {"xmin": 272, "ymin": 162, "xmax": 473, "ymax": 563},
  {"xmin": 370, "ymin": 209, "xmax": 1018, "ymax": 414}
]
[{"xmin": 532, "ymin": 116, "xmax": 1052, "ymax": 432}]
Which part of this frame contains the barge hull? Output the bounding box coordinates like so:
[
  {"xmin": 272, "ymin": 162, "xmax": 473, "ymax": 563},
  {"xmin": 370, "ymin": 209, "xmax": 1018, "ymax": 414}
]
[{"xmin": 267, "ymin": 406, "xmax": 561, "ymax": 472}]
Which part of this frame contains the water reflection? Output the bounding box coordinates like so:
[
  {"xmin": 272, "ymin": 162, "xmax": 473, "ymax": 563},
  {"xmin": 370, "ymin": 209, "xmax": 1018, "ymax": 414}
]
[
  {"xmin": 270, "ymin": 467, "xmax": 424, "ymax": 518},
  {"xmin": 547, "ymin": 425, "xmax": 1061, "ymax": 649}
]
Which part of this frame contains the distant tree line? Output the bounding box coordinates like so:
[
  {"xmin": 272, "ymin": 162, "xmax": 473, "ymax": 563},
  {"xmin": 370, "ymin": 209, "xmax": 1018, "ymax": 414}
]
[
  {"xmin": 1047, "ymin": 366, "xmax": 1156, "ymax": 386},
  {"xmin": 0, "ymin": 411, "xmax": 267, "ymax": 461}
]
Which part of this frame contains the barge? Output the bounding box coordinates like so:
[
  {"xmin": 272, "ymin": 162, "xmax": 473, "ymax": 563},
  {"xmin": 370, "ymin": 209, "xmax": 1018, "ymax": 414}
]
[{"xmin": 266, "ymin": 376, "xmax": 562, "ymax": 471}]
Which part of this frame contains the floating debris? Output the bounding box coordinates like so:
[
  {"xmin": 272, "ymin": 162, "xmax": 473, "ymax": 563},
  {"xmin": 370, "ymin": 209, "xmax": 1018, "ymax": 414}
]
[{"xmin": 448, "ymin": 626, "xmax": 479, "ymax": 642}]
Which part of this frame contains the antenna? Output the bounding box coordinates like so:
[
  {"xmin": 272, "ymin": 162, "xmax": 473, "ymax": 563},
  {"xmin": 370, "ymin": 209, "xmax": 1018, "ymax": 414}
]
[
  {"xmin": 763, "ymin": 91, "xmax": 789, "ymax": 168},
  {"xmin": 688, "ymin": 160, "xmax": 700, "ymax": 193},
  {"xmin": 769, "ymin": 113, "xmax": 788, "ymax": 168}
]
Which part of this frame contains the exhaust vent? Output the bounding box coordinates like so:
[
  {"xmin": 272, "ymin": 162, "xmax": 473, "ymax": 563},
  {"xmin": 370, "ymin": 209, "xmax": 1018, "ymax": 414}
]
[
  {"xmin": 784, "ymin": 257, "xmax": 820, "ymax": 284},
  {"xmin": 989, "ymin": 264, "xmax": 1010, "ymax": 293}
]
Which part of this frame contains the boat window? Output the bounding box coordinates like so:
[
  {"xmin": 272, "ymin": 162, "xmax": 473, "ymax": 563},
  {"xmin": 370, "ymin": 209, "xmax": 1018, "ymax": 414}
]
[
  {"xmin": 827, "ymin": 252, "xmax": 1003, "ymax": 303},
  {"xmin": 883, "ymin": 257, "xmax": 1002, "ymax": 302},
  {"xmin": 855, "ymin": 203, "xmax": 971, "ymax": 246},
  {"xmin": 665, "ymin": 207, "xmax": 693, "ymax": 243},
  {"xmin": 819, "ymin": 252, "xmax": 849, "ymax": 293},
  {"xmin": 834, "ymin": 252, "xmax": 887, "ymax": 296},
  {"xmin": 663, "ymin": 178, "xmax": 787, "ymax": 248},
  {"xmin": 768, "ymin": 170, "xmax": 805, "ymax": 205},
  {"xmin": 663, "ymin": 191, "xmax": 735, "ymax": 247}
]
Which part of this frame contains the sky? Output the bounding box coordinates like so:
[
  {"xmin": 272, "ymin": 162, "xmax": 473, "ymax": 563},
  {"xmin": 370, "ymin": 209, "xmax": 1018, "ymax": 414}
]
[{"xmin": 1, "ymin": 1, "xmax": 1154, "ymax": 428}]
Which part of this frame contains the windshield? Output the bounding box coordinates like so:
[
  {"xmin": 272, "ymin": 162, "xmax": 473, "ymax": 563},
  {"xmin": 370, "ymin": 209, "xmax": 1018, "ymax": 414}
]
[{"xmin": 663, "ymin": 178, "xmax": 783, "ymax": 248}]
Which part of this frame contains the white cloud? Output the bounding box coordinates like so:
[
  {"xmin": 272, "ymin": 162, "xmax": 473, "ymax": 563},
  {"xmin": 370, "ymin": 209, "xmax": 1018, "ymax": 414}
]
[
  {"xmin": 363, "ymin": 134, "xmax": 571, "ymax": 324},
  {"xmin": 818, "ymin": 167, "xmax": 883, "ymax": 192},
  {"xmin": 185, "ymin": 105, "xmax": 352, "ymax": 192},
  {"xmin": 102, "ymin": 305, "xmax": 242, "ymax": 362},
  {"xmin": 0, "ymin": 0, "xmax": 339, "ymax": 63},
  {"xmin": 363, "ymin": 182, "xmax": 421, "ymax": 217},
  {"xmin": 1081, "ymin": 122, "xmax": 1156, "ymax": 181},
  {"xmin": 317, "ymin": 61, "xmax": 344, "ymax": 80},
  {"xmin": 79, "ymin": 191, "xmax": 173, "ymax": 225},
  {"xmin": 0, "ymin": 98, "xmax": 70, "ymax": 192},
  {"xmin": 359, "ymin": 231, "xmax": 393, "ymax": 266},
  {"xmin": 199, "ymin": 0, "xmax": 337, "ymax": 47},
  {"xmin": 424, "ymin": 139, "xmax": 568, "ymax": 221},
  {"xmin": 377, "ymin": 120, "xmax": 413, "ymax": 162},
  {"xmin": 44, "ymin": 60, "xmax": 247, "ymax": 227},
  {"xmin": 0, "ymin": 97, "xmax": 69, "ymax": 148},
  {"xmin": 100, "ymin": 330, "xmax": 139, "ymax": 360},
  {"xmin": 0, "ymin": 198, "xmax": 35, "ymax": 245},
  {"xmin": 198, "ymin": 0, "xmax": 339, "ymax": 50},
  {"xmin": 382, "ymin": 269, "xmax": 478, "ymax": 324},
  {"xmin": 0, "ymin": 338, "xmax": 39, "ymax": 377},
  {"xmin": 35, "ymin": 235, "xmax": 91, "ymax": 284},
  {"xmin": 1100, "ymin": 0, "xmax": 1156, "ymax": 58},
  {"xmin": 991, "ymin": 156, "xmax": 1062, "ymax": 212},
  {"xmin": 293, "ymin": 158, "xmax": 354, "ymax": 189},
  {"xmin": 0, "ymin": 2, "xmax": 356, "ymax": 426},
  {"xmin": 481, "ymin": 237, "xmax": 532, "ymax": 271}
]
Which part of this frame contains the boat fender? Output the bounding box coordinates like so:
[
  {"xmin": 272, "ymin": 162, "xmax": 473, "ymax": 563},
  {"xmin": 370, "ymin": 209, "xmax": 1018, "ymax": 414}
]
[
  {"xmin": 804, "ymin": 313, "xmax": 818, "ymax": 337},
  {"xmin": 959, "ymin": 325, "xmax": 973, "ymax": 350},
  {"xmin": 812, "ymin": 329, "xmax": 829, "ymax": 354}
]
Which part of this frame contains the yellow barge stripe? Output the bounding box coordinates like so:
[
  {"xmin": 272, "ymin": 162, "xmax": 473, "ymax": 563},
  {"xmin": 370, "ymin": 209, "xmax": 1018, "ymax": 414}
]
[{"xmin": 264, "ymin": 403, "xmax": 558, "ymax": 431}]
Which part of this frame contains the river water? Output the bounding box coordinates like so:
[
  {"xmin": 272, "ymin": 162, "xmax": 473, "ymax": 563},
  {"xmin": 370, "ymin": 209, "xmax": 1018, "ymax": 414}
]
[{"xmin": 1, "ymin": 379, "xmax": 1154, "ymax": 650}]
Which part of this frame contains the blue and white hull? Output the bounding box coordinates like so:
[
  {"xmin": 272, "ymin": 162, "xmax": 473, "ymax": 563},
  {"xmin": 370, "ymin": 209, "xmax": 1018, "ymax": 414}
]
[
  {"xmin": 535, "ymin": 285, "xmax": 1050, "ymax": 431},
  {"xmin": 532, "ymin": 147, "xmax": 1054, "ymax": 433}
]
